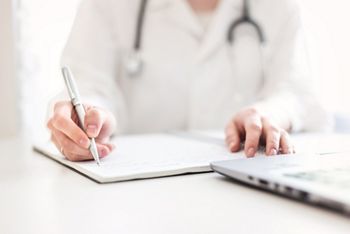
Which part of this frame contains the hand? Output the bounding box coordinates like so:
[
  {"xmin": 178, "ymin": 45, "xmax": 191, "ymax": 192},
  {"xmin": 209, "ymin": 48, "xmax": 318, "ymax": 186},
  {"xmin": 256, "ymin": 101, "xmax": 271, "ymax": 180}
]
[
  {"xmin": 225, "ymin": 107, "xmax": 295, "ymax": 157},
  {"xmin": 47, "ymin": 101, "xmax": 117, "ymax": 161}
]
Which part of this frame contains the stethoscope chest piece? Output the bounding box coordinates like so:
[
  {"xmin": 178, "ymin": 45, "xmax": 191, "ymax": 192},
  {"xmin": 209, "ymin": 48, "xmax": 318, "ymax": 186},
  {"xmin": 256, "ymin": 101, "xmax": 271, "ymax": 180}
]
[{"xmin": 125, "ymin": 51, "xmax": 143, "ymax": 77}]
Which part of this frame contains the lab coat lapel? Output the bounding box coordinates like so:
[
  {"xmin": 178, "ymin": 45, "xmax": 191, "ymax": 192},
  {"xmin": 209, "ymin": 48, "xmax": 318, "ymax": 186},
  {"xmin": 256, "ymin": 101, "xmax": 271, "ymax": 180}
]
[{"xmin": 195, "ymin": 0, "xmax": 241, "ymax": 62}]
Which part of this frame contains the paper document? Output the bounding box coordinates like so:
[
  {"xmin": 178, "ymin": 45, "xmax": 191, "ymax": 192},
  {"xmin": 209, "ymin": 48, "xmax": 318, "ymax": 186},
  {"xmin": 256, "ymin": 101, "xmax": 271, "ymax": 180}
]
[
  {"xmin": 34, "ymin": 132, "xmax": 350, "ymax": 183},
  {"xmin": 34, "ymin": 133, "xmax": 251, "ymax": 183}
]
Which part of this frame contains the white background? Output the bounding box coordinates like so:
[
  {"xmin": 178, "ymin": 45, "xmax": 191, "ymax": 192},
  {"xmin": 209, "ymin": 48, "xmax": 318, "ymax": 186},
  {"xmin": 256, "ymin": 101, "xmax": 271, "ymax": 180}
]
[
  {"xmin": 1, "ymin": 0, "xmax": 350, "ymax": 139},
  {"xmin": 301, "ymin": 0, "xmax": 350, "ymax": 114},
  {"xmin": 0, "ymin": 0, "xmax": 19, "ymax": 137}
]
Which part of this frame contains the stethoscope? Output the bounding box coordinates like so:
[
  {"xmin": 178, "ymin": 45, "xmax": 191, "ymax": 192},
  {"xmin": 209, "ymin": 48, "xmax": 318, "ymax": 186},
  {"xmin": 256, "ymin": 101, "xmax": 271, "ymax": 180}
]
[{"xmin": 125, "ymin": 0, "xmax": 265, "ymax": 77}]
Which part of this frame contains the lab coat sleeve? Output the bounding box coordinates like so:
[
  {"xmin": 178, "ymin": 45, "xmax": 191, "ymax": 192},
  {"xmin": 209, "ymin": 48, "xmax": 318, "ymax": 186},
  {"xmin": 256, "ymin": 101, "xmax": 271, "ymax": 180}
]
[
  {"xmin": 253, "ymin": 6, "xmax": 332, "ymax": 132},
  {"xmin": 58, "ymin": 0, "xmax": 127, "ymax": 133}
]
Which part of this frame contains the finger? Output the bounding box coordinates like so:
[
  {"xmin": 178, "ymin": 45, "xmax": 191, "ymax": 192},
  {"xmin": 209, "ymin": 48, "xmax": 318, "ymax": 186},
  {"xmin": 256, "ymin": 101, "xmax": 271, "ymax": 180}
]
[
  {"xmin": 244, "ymin": 117, "xmax": 262, "ymax": 157},
  {"xmin": 225, "ymin": 122, "xmax": 241, "ymax": 152},
  {"xmin": 85, "ymin": 107, "xmax": 105, "ymax": 138},
  {"xmin": 64, "ymin": 145, "xmax": 112, "ymax": 162},
  {"xmin": 52, "ymin": 106, "xmax": 90, "ymax": 149},
  {"xmin": 263, "ymin": 124, "xmax": 281, "ymax": 156},
  {"xmin": 95, "ymin": 143, "xmax": 112, "ymax": 158},
  {"xmin": 54, "ymin": 129, "xmax": 113, "ymax": 158},
  {"xmin": 52, "ymin": 129, "xmax": 91, "ymax": 157},
  {"xmin": 102, "ymin": 143, "xmax": 116, "ymax": 152},
  {"xmin": 47, "ymin": 118, "xmax": 53, "ymax": 130},
  {"xmin": 50, "ymin": 120, "xmax": 74, "ymax": 157},
  {"xmin": 64, "ymin": 152, "xmax": 93, "ymax": 162},
  {"xmin": 280, "ymin": 130, "xmax": 294, "ymax": 154}
]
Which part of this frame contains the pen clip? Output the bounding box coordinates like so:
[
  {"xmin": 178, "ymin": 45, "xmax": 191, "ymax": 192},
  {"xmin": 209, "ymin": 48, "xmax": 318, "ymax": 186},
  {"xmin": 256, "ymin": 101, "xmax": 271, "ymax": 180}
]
[{"xmin": 61, "ymin": 66, "xmax": 79, "ymax": 101}]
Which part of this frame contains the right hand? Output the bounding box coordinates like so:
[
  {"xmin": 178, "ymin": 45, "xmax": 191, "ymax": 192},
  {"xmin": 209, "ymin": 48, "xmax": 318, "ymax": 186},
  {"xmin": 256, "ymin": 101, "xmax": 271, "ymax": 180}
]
[{"xmin": 47, "ymin": 101, "xmax": 117, "ymax": 161}]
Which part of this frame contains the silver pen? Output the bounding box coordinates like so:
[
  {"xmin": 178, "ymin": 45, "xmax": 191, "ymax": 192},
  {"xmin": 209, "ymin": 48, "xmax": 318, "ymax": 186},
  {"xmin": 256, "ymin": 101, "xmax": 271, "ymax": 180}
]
[{"xmin": 61, "ymin": 66, "xmax": 101, "ymax": 166}]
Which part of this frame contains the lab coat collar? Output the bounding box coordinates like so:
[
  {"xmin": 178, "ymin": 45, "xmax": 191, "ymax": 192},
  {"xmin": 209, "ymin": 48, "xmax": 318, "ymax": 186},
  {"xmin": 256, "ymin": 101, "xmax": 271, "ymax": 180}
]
[
  {"xmin": 148, "ymin": 0, "xmax": 172, "ymax": 11},
  {"xmin": 149, "ymin": 0, "xmax": 242, "ymax": 62},
  {"xmin": 195, "ymin": 0, "xmax": 242, "ymax": 62}
]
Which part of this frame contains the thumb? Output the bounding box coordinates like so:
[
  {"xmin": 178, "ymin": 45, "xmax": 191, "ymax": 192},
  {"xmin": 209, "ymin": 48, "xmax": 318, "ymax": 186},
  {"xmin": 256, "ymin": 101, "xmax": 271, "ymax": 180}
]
[{"xmin": 84, "ymin": 107, "xmax": 105, "ymax": 138}]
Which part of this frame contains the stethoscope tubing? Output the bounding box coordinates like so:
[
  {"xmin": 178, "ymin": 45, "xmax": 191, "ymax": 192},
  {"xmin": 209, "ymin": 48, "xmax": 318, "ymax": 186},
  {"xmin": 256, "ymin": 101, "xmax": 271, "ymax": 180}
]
[{"xmin": 127, "ymin": 0, "xmax": 266, "ymax": 76}]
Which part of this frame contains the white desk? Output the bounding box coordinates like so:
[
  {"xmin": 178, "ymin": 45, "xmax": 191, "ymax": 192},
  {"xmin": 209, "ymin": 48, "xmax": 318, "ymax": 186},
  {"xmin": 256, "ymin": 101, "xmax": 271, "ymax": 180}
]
[{"xmin": 1, "ymin": 134, "xmax": 350, "ymax": 234}]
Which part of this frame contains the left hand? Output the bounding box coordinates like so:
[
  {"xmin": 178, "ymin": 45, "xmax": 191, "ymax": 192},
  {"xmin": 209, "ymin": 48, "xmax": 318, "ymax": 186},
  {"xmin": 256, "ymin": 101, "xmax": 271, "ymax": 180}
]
[{"xmin": 225, "ymin": 107, "xmax": 295, "ymax": 157}]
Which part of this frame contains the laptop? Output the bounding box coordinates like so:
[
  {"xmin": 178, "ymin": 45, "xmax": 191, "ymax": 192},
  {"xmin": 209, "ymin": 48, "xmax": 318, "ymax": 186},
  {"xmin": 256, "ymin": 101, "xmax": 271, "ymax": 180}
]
[{"xmin": 211, "ymin": 152, "xmax": 350, "ymax": 215}]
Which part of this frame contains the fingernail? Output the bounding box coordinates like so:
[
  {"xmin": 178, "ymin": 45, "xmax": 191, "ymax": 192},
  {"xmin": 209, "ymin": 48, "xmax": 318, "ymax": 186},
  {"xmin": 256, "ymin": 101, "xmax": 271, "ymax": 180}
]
[
  {"xmin": 247, "ymin": 148, "xmax": 255, "ymax": 157},
  {"xmin": 99, "ymin": 148, "xmax": 108, "ymax": 157},
  {"xmin": 87, "ymin": 125, "xmax": 97, "ymax": 135},
  {"xmin": 270, "ymin": 149, "xmax": 277, "ymax": 156}
]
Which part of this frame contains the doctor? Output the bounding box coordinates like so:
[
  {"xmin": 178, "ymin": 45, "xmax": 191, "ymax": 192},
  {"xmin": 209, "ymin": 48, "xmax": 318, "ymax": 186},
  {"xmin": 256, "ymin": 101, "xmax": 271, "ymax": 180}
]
[{"xmin": 47, "ymin": 0, "xmax": 329, "ymax": 161}]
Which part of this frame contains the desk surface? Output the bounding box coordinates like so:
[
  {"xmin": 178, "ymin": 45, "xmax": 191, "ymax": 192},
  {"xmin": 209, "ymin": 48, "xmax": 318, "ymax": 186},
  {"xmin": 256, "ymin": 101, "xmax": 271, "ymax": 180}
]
[{"xmin": 1, "ymin": 134, "xmax": 350, "ymax": 234}]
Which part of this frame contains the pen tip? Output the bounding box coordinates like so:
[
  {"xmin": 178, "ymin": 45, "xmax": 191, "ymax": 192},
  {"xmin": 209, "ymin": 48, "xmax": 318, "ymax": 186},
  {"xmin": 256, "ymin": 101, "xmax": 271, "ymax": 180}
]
[{"xmin": 90, "ymin": 145, "xmax": 101, "ymax": 166}]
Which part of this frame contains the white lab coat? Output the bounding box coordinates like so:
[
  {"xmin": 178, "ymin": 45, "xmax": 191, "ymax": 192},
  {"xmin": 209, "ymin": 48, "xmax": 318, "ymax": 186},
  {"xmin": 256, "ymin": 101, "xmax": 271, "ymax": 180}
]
[{"xmin": 61, "ymin": 0, "xmax": 330, "ymax": 134}]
